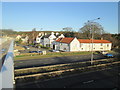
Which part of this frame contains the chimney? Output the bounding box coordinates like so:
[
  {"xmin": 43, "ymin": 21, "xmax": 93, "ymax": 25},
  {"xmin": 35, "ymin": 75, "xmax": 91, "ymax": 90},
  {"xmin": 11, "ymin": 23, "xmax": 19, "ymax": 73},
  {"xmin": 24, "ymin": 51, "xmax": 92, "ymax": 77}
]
[
  {"xmin": 56, "ymin": 32, "xmax": 59, "ymax": 35},
  {"xmin": 51, "ymin": 32, "xmax": 54, "ymax": 35},
  {"xmin": 45, "ymin": 33, "xmax": 47, "ymax": 35},
  {"xmin": 38, "ymin": 33, "xmax": 41, "ymax": 36}
]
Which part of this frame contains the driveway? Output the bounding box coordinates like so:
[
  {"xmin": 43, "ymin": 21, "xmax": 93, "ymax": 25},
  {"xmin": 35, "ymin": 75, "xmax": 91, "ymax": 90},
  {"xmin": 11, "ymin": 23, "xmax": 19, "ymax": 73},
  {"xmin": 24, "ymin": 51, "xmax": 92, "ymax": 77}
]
[{"xmin": 17, "ymin": 44, "xmax": 49, "ymax": 53}]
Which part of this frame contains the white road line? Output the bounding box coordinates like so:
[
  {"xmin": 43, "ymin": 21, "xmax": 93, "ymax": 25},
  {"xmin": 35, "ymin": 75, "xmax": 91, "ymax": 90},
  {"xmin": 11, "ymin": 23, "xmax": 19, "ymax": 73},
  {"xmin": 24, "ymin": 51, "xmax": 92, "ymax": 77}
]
[{"xmin": 83, "ymin": 80, "xmax": 94, "ymax": 84}]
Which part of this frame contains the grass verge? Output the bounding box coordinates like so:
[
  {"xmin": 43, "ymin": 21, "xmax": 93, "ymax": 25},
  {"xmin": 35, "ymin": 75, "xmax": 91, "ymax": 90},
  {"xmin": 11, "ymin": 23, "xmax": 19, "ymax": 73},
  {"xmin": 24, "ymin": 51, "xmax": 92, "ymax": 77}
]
[{"xmin": 14, "ymin": 51, "xmax": 92, "ymax": 60}]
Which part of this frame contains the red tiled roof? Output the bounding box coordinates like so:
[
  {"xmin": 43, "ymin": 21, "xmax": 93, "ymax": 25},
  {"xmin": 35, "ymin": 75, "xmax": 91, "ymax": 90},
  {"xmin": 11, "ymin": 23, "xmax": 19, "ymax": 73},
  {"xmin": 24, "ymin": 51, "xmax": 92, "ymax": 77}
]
[
  {"xmin": 56, "ymin": 37, "xmax": 74, "ymax": 44},
  {"xmin": 78, "ymin": 39, "xmax": 111, "ymax": 43},
  {"xmin": 56, "ymin": 38, "xmax": 111, "ymax": 44},
  {"xmin": 56, "ymin": 38, "xmax": 63, "ymax": 42}
]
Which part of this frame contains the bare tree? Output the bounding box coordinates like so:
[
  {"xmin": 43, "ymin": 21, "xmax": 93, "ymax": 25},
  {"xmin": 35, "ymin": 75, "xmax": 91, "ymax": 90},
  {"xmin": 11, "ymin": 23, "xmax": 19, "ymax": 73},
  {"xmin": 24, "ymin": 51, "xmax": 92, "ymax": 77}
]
[
  {"xmin": 79, "ymin": 21, "xmax": 104, "ymax": 39},
  {"xmin": 62, "ymin": 27, "xmax": 73, "ymax": 32},
  {"xmin": 32, "ymin": 28, "xmax": 36, "ymax": 31}
]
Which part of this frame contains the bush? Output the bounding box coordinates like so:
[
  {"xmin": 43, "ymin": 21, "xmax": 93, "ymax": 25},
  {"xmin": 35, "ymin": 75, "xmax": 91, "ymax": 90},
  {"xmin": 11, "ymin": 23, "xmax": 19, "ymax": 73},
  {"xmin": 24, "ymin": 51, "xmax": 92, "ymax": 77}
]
[{"xmin": 41, "ymin": 46, "xmax": 50, "ymax": 49}]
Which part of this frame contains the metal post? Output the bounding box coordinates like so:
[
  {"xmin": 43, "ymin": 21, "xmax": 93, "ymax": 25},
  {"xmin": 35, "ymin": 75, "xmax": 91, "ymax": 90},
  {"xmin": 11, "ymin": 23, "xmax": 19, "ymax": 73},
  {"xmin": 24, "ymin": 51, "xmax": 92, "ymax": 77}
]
[
  {"xmin": 88, "ymin": 18, "xmax": 100, "ymax": 65},
  {"xmin": 91, "ymin": 26, "xmax": 94, "ymax": 65}
]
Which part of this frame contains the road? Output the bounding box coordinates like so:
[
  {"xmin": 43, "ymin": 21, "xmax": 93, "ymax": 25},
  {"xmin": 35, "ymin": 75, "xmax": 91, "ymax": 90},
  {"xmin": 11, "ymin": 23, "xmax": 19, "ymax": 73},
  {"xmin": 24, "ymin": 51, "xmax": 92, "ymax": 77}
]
[
  {"xmin": 14, "ymin": 53, "xmax": 108, "ymax": 69},
  {"xmin": 15, "ymin": 65, "xmax": 120, "ymax": 88}
]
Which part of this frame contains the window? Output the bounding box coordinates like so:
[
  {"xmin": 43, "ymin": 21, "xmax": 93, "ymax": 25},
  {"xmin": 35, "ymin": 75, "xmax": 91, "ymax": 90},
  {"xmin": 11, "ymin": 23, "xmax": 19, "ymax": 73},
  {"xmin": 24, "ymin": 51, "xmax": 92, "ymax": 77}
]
[
  {"xmin": 37, "ymin": 39, "xmax": 39, "ymax": 41},
  {"xmin": 101, "ymin": 43, "xmax": 103, "ymax": 46},
  {"xmin": 107, "ymin": 44, "xmax": 109, "ymax": 47},
  {"xmin": 80, "ymin": 43, "xmax": 83, "ymax": 47},
  {"xmin": 64, "ymin": 48, "xmax": 66, "ymax": 50}
]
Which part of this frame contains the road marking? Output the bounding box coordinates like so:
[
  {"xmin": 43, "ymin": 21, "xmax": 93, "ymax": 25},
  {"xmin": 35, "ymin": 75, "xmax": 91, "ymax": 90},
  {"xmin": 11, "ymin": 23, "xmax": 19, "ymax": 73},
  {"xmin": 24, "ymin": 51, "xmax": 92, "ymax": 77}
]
[{"xmin": 83, "ymin": 80, "xmax": 94, "ymax": 84}]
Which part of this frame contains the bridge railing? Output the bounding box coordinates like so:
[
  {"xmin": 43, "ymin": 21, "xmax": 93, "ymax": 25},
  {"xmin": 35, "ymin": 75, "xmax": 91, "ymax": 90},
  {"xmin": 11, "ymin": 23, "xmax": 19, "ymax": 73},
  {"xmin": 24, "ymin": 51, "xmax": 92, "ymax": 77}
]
[{"xmin": 0, "ymin": 40, "xmax": 15, "ymax": 90}]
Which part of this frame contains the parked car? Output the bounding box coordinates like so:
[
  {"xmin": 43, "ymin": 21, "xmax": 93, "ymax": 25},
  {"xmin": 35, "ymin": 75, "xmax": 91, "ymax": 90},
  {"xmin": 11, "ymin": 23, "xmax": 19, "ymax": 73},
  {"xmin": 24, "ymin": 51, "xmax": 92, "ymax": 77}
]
[
  {"xmin": 1, "ymin": 48, "xmax": 6, "ymax": 52},
  {"xmin": 29, "ymin": 51, "xmax": 42, "ymax": 53},
  {"xmin": 23, "ymin": 46, "xmax": 30, "ymax": 49},
  {"xmin": 38, "ymin": 51, "xmax": 43, "ymax": 53},
  {"xmin": 29, "ymin": 51, "xmax": 37, "ymax": 53},
  {"xmin": 104, "ymin": 53, "xmax": 114, "ymax": 58},
  {"xmin": 1, "ymin": 48, "xmax": 6, "ymax": 54},
  {"xmin": 101, "ymin": 51, "xmax": 108, "ymax": 55},
  {"xmin": 49, "ymin": 50, "xmax": 59, "ymax": 52},
  {"xmin": 52, "ymin": 50, "xmax": 60, "ymax": 52},
  {"xmin": 27, "ymin": 45, "xmax": 32, "ymax": 47}
]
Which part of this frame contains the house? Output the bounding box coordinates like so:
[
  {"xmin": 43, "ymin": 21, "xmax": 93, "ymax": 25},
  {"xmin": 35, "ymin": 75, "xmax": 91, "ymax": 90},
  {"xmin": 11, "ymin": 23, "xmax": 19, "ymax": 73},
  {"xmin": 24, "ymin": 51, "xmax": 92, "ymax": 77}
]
[
  {"xmin": 41, "ymin": 32, "xmax": 56, "ymax": 47},
  {"xmin": 52, "ymin": 33, "xmax": 65, "ymax": 49},
  {"xmin": 15, "ymin": 34, "xmax": 29, "ymax": 43},
  {"xmin": 55, "ymin": 37, "xmax": 80, "ymax": 52},
  {"xmin": 41, "ymin": 32, "xmax": 65, "ymax": 48},
  {"xmin": 35, "ymin": 32, "xmax": 44, "ymax": 44},
  {"xmin": 16, "ymin": 35, "xmax": 22, "ymax": 40},
  {"xmin": 21, "ymin": 35, "xmax": 29, "ymax": 43},
  {"xmin": 54, "ymin": 37, "xmax": 112, "ymax": 52},
  {"xmin": 78, "ymin": 39, "xmax": 112, "ymax": 51}
]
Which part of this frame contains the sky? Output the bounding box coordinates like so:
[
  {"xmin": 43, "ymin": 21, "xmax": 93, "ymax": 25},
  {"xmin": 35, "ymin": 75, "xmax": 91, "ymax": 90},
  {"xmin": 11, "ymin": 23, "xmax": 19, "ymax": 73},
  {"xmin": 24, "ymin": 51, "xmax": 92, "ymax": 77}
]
[{"xmin": 2, "ymin": 2, "xmax": 118, "ymax": 34}]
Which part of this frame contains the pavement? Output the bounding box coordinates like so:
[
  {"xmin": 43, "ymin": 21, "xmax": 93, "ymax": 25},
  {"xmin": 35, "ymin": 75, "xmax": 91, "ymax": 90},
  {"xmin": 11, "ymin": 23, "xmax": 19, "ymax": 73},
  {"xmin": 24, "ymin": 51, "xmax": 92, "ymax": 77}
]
[
  {"xmin": 15, "ymin": 65, "xmax": 120, "ymax": 88},
  {"xmin": 14, "ymin": 54, "xmax": 107, "ymax": 69}
]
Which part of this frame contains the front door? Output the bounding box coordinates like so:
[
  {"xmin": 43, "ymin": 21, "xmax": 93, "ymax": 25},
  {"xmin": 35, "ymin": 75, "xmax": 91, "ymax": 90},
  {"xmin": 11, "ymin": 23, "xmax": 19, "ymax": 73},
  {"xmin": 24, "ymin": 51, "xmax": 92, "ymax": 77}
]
[{"xmin": 53, "ymin": 44, "xmax": 55, "ymax": 50}]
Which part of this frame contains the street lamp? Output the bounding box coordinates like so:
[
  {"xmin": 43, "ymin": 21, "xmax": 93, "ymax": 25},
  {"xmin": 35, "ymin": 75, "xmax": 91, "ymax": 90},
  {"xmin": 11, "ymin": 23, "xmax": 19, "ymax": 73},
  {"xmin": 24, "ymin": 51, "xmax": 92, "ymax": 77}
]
[{"xmin": 88, "ymin": 18, "xmax": 100, "ymax": 65}]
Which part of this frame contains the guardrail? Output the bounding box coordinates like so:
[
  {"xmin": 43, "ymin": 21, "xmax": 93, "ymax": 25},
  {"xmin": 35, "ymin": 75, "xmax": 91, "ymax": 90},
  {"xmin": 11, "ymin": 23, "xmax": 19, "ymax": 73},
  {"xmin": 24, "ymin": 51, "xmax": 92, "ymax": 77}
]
[{"xmin": 0, "ymin": 40, "xmax": 15, "ymax": 89}]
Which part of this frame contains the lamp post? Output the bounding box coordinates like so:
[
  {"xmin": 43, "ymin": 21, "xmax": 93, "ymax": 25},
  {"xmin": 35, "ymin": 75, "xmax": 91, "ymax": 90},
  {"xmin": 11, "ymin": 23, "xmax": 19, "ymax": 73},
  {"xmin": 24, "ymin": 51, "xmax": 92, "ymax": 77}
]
[{"xmin": 88, "ymin": 18, "xmax": 100, "ymax": 65}]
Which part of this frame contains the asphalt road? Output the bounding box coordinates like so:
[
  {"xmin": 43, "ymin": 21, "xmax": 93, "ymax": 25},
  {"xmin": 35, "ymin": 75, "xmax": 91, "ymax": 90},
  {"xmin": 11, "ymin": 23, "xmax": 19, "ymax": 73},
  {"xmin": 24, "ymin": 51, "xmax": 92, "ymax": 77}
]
[
  {"xmin": 15, "ymin": 66, "xmax": 120, "ymax": 88},
  {"xmin": 14, "ymin": 54, "xmax": 108, "ymax": 69}
]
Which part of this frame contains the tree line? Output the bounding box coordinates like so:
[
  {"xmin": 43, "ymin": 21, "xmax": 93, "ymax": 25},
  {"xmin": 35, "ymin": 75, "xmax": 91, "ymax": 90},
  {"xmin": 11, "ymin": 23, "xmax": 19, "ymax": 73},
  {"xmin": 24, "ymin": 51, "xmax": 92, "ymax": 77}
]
[{"xmin": 1, "ymin": 21, "xmax": 119, "ymax": 49}]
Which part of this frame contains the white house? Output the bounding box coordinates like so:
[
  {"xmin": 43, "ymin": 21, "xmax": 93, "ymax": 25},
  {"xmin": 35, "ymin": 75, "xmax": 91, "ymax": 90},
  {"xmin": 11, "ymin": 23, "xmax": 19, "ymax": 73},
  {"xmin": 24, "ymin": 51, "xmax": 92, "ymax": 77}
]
[
  {"xmin": 35, "ymin": 32, "xmax": 44, "ymax": 44},
  {"xmin": 16, "ymin": 35, "xmax": 22, "ymax": 40},
  {"xmin": 41, "ymin": 32, "xmax": 65, "ymax": 48},
  {"xmin": 54, "ymin": 37, "xmax": 112, "ymax": 52},
  {"xmin": 16, "ymin": 35, "xmax": 29, "ymax": 43},
  {"xmin": 41, "ymin": 32, "xmax": 56, "ymax": 47},
  {"xmin": 55, "ymin": 37, "xmax": 80, "ymax": 52},
  {"xmin": 21, "ymin": 35, "xmax": 29, "ymax": 43},
  {"xmin": 78, "ymin": 39, "xmax": 112, "ymax": 51}
]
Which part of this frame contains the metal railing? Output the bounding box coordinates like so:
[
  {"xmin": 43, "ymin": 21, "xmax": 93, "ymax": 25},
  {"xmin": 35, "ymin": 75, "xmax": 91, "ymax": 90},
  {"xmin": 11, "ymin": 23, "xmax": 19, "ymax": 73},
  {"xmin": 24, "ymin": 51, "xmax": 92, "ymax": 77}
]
[{"xmin": 0, "ymin": 40, "xmax": 15, "ymax": 89}]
